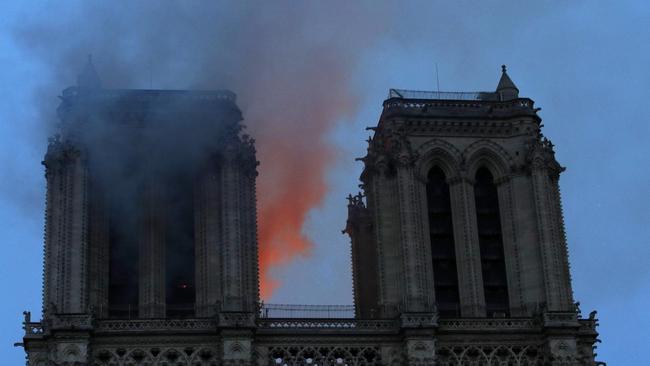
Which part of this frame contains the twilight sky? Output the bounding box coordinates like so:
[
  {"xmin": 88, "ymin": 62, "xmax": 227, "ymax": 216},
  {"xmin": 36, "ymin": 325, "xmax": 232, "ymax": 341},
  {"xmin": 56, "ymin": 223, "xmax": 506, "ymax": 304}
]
[{"xmin": 1, "ymin": 1, "xmax": 649, "ymax": 363}]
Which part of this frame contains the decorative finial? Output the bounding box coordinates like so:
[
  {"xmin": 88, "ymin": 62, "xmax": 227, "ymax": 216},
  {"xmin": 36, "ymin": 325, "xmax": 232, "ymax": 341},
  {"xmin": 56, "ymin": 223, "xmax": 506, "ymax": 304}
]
[{"xmin": 502, "ymin": 64, "xmax": 507, "ymax": 73}]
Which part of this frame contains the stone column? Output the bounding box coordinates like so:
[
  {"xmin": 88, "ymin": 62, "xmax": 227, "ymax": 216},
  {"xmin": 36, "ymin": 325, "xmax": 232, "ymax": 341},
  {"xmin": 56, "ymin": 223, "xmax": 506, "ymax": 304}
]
[
  {"xmin": 495, "ymin": 176, "xmax": 526, "ymax": 316},
  {"xmin": 448, "ymin": 176, "xmax": 485, "ymax": 317},
  {"xmin": 345, "ymin": 193, "xmax": 380, "ymax": 318},
  {"xmin": 238, "ymin": 142, "xmax": 259, "ymax": 312},
  {"xmin": 87, "ymin": 178, "xmax": 110, "ymax": 318},
  {"xmin": 548, "ymin": 176, "xmax": 575, "ymax": 309},
  {"xmin": 42, "ymin": 139, "xmax": 90, "ymax": 314},
  {"xmin": 138, "ymin": 181, "xmax": 166, "ymax": 318},
  {"xmin": 194, "ymin": 165, "xmax": 223, "ymax": 317},
  {"xmin": 395, "ymin": 162, "xmax": 434, "ymax": 311},
  {"xmin": 531, "ymin": 166, "xmax": 573, "ymax": 311},
  {"xmin": 366, "ymin": 165, "xmax": 403, "ymax": 317},
  {"xmin": 219, "ymin": 143, "xmax": 249, "ymax": 312},
  {"xmin": 219, "ymin": 311, "xmax": 256, "ymax": 365},
  {"xmin": 401, "ymin": 313, "xmax": 438, "ymax": 366},
  {"xmin": 509, "ymin": 173, "xmax": 546, "ymax": 315},
  {"xmin": 543, "ymin": 312, "xmax": 581, "ymax": 366}
]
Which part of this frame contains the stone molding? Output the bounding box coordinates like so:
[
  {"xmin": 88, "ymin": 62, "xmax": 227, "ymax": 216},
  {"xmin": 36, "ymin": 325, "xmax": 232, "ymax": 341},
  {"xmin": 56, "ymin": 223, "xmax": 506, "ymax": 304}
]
[{"xmin": 400, "ymin": 312, "xmax": 439, "ymax": 329}]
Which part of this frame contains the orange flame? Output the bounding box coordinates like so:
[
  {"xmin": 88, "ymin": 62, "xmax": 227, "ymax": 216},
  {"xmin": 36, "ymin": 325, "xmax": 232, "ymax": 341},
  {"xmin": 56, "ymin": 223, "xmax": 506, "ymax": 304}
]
[{"xmin": 247, "ymin": 76, "xmax": 358, "ymax": 299}]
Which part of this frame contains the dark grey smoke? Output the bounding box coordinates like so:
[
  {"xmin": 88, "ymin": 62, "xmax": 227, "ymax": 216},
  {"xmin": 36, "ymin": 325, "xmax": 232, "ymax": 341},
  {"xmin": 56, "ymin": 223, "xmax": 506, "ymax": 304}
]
[{"xmin": 12, "ymin": 1, "xmax": 395, "ymax": 295}]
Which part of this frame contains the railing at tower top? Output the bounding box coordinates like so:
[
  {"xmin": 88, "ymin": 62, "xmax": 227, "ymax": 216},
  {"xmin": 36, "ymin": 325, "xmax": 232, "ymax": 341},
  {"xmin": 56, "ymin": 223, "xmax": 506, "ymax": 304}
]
[
  {"xmin": 99, "ymin": 303, "xmax": 356, "ymax": 319},
  {"xmin": 259, "ymin": 304, "xmax": 355, "ymax": 319},
  {"xmin": 388, "ymin": 88, "xmax": 499, "ymax": 101}
]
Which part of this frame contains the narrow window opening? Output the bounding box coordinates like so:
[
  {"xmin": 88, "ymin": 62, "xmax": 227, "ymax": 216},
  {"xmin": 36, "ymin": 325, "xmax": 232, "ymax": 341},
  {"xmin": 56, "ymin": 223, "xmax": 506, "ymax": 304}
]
[
  {"xmin": 165, "ymin": 173, "xmax": 196, "ymax": 317},
  {"xmin": 107, "ymin": 181, "xmax": 140, "ymax": 318},
  {"xmin": 427, "ymin": 166, "xmax": 460, "ymax": 317},
  {"xmin": 474, "ymin": 167, "xmax": 510, "ymax": 316}
]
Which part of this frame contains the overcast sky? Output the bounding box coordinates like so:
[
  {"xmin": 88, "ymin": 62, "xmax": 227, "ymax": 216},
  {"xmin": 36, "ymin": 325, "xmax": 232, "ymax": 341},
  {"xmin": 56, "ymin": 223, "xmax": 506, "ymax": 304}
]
[{"xmin": 1, "ymin": 1, "xmax": 649, "ymax": 363}]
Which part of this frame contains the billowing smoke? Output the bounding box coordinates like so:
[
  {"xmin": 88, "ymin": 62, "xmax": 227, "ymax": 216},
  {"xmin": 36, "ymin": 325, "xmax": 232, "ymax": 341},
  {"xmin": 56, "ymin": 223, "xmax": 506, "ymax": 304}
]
[{"xmin": 13, "ymin": 1, "xmax": 391, "ymax": 298}]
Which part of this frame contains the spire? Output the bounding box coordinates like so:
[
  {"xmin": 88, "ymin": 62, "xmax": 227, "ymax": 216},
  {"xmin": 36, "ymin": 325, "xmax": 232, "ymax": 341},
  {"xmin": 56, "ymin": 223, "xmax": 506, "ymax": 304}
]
[
  {"xmin": 77, "ymin": 54, "xmax": 101, "ymax": 90},
  {"xmin": 496, "ymin": 64, "xmax": 518, "ymax": 100}
]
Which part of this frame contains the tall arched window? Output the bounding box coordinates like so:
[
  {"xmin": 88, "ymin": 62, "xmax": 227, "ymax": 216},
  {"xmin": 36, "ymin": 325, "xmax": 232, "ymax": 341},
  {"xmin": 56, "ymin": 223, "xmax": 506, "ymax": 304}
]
[
  {"xmin": 165, "ymin": 172, "xmax": 196, "ymax": 317},
  {"xmin": 427, "ymin": 166, "xmax": 460, "ymax": 317},
  {"xmin": 474, "ymin": 167, "xmax": 509, "ymax": 316}
]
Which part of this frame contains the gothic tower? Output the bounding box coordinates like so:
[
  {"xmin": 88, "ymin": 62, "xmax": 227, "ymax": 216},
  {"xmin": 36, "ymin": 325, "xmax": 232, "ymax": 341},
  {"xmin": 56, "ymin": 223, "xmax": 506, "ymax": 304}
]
[
  {"xmin": 346, "ymin": 66, "xmax": 601, "ymax": 364},
  {"xmin": 21, "ymin": 58, "xmax": 260, "ymax": 365}
]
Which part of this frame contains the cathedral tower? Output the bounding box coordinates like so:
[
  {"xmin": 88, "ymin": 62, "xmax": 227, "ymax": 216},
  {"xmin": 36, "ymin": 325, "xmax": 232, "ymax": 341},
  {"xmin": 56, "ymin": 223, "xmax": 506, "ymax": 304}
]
[
  {"xmin": 346, "ymin": 66, "xmax": 600, "ymax": 364},
  {"xmin": 21, "ymin": 58, "xmax": 260, "ymax": 365}
]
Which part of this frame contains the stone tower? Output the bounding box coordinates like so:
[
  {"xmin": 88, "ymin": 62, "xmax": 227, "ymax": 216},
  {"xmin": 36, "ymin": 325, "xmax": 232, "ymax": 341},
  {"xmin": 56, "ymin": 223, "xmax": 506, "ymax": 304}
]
[
  {"xmin": 345, "ymin": 66, "xmax": 601, "ymax": 364},
  {"xmin": 20, "ymin": 58, "xmax": 260, "ymax": 365},
  {"xmin": 19, "ymin": 63, "xmax": 601, "ymax": 365}
]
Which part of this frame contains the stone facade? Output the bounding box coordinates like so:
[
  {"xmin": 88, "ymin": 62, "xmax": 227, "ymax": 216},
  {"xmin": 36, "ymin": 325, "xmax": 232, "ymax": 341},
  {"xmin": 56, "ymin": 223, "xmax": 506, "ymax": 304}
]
[{"xmin": 19, "ymin": 63, "xmax": 601, "ymax": 365}]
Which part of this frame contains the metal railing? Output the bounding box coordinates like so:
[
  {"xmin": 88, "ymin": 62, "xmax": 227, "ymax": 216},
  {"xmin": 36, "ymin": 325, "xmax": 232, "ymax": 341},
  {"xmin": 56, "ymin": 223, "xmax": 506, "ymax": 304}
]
[
  {"xmin": 259, "ymin": 303, "xmax": 355, "ymax": 319},
  {"xmin": 388, "ymin": 88, "xmax": 499, "ymax": 101}
]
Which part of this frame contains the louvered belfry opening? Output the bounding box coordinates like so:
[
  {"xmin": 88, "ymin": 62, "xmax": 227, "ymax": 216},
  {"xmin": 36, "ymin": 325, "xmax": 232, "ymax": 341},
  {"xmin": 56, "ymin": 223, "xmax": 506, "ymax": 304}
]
[
  {"xmin": 426, "ymin": 166, "xmax": 460, "ymax": 317},
  {"xmin": 474, "ymin": 167, "xmax": 510, "ymax": 316}
]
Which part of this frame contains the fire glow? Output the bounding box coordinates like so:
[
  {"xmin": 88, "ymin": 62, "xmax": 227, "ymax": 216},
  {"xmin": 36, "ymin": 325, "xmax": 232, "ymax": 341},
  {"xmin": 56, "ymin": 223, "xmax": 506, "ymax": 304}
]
[{"xmin": 249, "ymin": 76, "xmax": 358, "ymax": 299}]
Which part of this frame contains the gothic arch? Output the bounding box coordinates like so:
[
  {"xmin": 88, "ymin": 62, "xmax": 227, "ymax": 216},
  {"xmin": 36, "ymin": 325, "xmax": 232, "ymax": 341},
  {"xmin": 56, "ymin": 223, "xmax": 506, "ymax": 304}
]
[
  {"xmin": 463, "ymin": 139, "xmax": 513, "ymax": 181},
  {"xmin": 416, "ymin": 139, "xmax": 463, "ymax": 181},
  {"xmin": 458, "ymin": 345, "xmax": 489, "ymax": 364}
]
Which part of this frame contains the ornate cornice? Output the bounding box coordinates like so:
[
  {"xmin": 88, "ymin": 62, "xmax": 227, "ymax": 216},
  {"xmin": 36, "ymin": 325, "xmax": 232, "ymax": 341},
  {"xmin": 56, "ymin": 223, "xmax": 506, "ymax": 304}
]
[{"xmin": 391, "ymin": 118, "xmax": 539, "ymax": 138}]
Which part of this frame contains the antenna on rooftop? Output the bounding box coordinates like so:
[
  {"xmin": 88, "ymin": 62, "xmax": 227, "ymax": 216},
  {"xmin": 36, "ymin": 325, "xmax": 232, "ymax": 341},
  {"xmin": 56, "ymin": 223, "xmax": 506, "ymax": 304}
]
[
  {"xmin": 149, "ymin": 58, "xmax": 153, "ymax": 89},
  {"xmin": 435, "ymin": 63, "xmax": 441, "ymax": 98}
]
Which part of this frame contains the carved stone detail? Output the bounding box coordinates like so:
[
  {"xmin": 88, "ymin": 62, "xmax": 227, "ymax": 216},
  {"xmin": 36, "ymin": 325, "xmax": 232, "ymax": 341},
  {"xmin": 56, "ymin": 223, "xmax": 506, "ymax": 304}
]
[
  {"xmin": 436, "ymin": 343, "xmax": 544, "ymax": 365},
  {"xmin": 405, "ymin": 339, "xmax": 436, "ymax": 366}
]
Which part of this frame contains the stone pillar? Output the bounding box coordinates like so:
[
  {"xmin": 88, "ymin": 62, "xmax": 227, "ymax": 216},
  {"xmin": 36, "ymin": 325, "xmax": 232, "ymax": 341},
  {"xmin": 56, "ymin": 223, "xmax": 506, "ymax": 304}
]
[
  {"xmin": 221, "ymin": 146, "xmax": 245, "ymax": 311},
  {"xmin": 509, "ymin": 173, "xmax": 546, "ymax": 315},
  {"xmin": 531, "ymin": 165, "xmax": 573, "ymax": 312},
  {"xmin": 395, "ymin": 162, "xmax": 434, "ymax": 311},
  {"xmin": 138, "ymin": 181, "xmax": 166, "ymax": 318},
  {"xmin": 401, "ymin": 313, "xmax": 438, "ymax": 366},
  {"xmin": 495, "ymin": 176, "xmax": 526, "ymax": 316},
  {"xmin": 194, "ymin": 164, "xmax": 223, "ymax": 317},
  {"xmin": 548, "ymin": 176, "xmax": 575, "ymax": 309},
  {"xmin": 87, "ymin": 178, "xmax": 110, "ymax": 318},
  {"xmin": 219, "ymin": 312, "xmax": 256, "ymax": 365},
  {"xmin": 345, "ymin": 193, "xmax": 380, "ymax": 318},
  {"xmin": 50, "ymin": 314, "xmax": 94, "ymax": 364},
  {"xmin": 195, "ymin": 135, "xmax": 258, "ymax": 317},
  {"xmin": 366, "ymin": 164, "xmax": 403, "ymax": 316},
  {"xmin": 543, "ymin": 312, "xmax": 581, "ymax": 366},
  {"xmin": 42, "ymin": 138, "xmax": 90, "ymax": 314},
  {"xmin": 448, "ymin": 176, "xmax": 485, "ymax": 317},
  {"xmin": 238, "ymin": 139, "xmax": 259, "ymax": 312}
]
